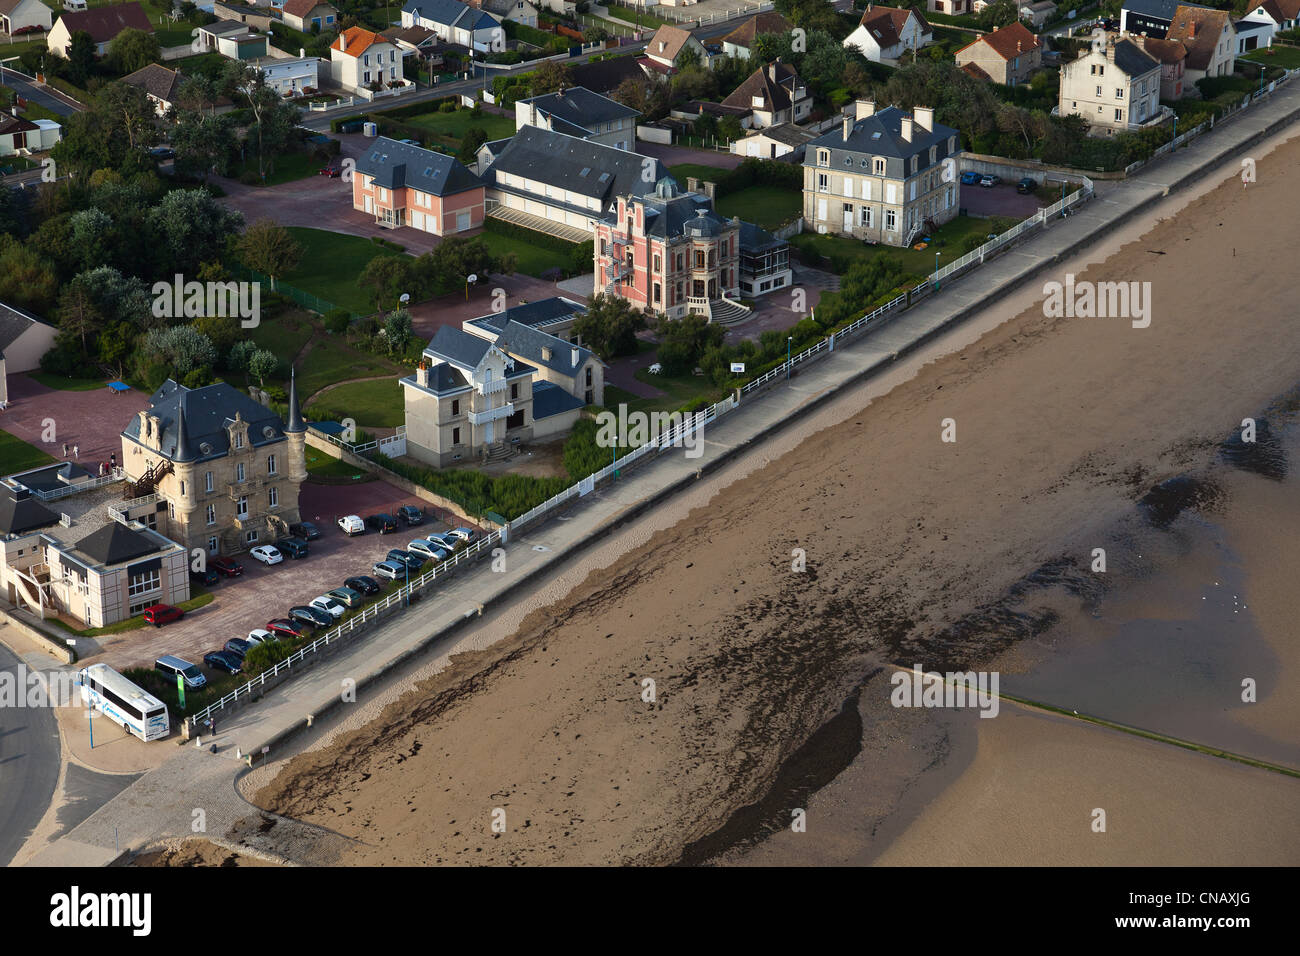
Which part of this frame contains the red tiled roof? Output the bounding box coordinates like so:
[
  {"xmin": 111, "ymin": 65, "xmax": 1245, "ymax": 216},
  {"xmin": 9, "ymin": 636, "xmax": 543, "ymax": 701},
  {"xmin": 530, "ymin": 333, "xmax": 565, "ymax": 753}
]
[
  {"xmin": 282, "ymin": 0, "xmax": 333, "ymax": 18},
  {"xmin": 1166, "ymin": 5, "xmax": 1231, "ymax": 71},
  {"xmin": 857, "ymin": 5, "xmax": 931, "ymax": 48},
  {"xmin": 960, "ymin": 21, "xmax": 1040, "ymax": 61},
  {"xmin": 331, "ymin": 25, "xmax": 385, "ymax": 57}
]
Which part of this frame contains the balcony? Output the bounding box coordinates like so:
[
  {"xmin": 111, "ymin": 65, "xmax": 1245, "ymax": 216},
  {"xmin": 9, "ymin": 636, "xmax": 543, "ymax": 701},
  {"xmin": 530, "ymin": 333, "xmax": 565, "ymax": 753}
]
[
  {"xmin": 477, "ymin": 377, "xmax": 510, "ymax": 396},
  {"xmin": 468, "ymin": 403, "xmax": 514, "ymax": 426}
]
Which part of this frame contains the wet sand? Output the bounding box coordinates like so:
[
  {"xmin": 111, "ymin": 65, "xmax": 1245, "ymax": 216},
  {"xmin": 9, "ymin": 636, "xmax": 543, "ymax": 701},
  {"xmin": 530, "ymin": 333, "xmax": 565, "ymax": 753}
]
[{"xmin": 249, "ymin": 128, "xmax": 1300, "ymax": 866}]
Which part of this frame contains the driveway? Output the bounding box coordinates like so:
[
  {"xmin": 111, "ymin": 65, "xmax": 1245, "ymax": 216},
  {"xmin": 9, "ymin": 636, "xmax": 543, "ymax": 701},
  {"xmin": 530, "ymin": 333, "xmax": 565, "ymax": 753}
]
[
  {"xmin": 637, "ymin": 141, "xmax": 743, "ymax": 174},
  {"xmin": 960, "ymin": 182, "xmax": 1042, "ymax": 219},
  {"xmin": 0, "ymin": 69, "xmax": 84, "ymax": 117},
  {"xmin": 1, "ymin": 373, "xmax": 148, "ymax": 474},
  {"xmin": 80, "ymin": 483, "xmax": 481, "ymax": 674},
  {"xmin": 408, "ymin": 274, "xmax": 584, "ymax": 341}
]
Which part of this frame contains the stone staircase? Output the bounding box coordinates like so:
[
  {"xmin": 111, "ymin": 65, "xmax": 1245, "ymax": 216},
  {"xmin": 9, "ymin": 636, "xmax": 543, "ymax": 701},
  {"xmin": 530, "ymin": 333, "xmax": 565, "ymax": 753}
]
[
  {"xmin": 709, "ymin": 298, "xmax": 751, "ymax": 326},
  {"xmin": 481, "ymin": 441, "xmax": 513, "ymax": 463}
]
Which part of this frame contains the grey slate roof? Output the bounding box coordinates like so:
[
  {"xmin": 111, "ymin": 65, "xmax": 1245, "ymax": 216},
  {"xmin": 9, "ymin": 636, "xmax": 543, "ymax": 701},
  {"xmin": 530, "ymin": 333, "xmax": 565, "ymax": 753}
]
[
  {"xmin": 531, "ymin": 380, "xmax": 586, "ymax": 420},
  {"xmin": 1123, "ymin": 0, "xmax": 1211, "ymax": 18},
  {"xmin": 1110, "ymin": 37, "xmax": 1161, "ymax": 75},
  {"xmin": 738, "ymin": 220, "xmax": 783, "ymax": 254},
  {"xmin": 73, "ymin": 520, "xmax": 162, "ymax": 566},
  {"xmin": 494, "ymin": 320, "xmax": 599, "ymax": 375},
  {"xmin": 424, "ymin": 324, "xmax": 494, "ymax": 370},
  {"xmin": 631, "ymin": 179, "xmax": 727, "ymax": 240},
  {"xmin": 465, "ymin": 296, "xmax": 586, "ymax": 335},
  {"xmin": 122, "ymin": 380, "xmax": 289, "ymax": 464},
  {"xmin": 485, "ymin": 126, "xmax": 665, "ymax": 211},
  {"xmin": 0, "ymin": 301, "xmax": 53, "ymax": 353},
  {"xmin": 0, "ymin": 488, "xmax": 59, "ymax": 537},
  {"xmin": 402, "ymin": 0, "xmax": 496, "ymax": 31},
  {"xmin": 516, "ymin": 86, "xmax": 639, "ymax": 135},
  {"xmin": 358, "ymin": 136, "xmax": 483, "ymax": 197},
  {"xmin": 567, "ymin": 54, "xmax": 650, "ymax": 95},
  {"xmin": 804, "ymin": 106, "xmax": 960, "ymax": 181}
]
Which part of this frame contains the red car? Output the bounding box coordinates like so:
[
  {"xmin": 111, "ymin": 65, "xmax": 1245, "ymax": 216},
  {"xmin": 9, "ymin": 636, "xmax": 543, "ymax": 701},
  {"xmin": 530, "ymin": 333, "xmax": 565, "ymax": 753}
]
[
  {"xmin": 143, "ymin": 604, "xmax": 184, "ymax": 627},
  {"xmin": 266, "ymin": 618, "xmax": 306, "ymax": 638},
  {"xmin": 211, "ymin": 556, "xmax": 244, "ymax": 578},
  {"xmin": 319, "ymin": 161, "xmax": 343, "ymax": 178}
]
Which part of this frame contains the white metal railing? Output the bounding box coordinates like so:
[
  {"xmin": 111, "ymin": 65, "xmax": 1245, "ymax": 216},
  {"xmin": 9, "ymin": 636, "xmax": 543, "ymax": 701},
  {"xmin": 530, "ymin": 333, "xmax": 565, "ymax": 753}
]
[
  {"xmin": 468, "ymin": 403, "xmax": 514, "ymax": 425},
  {"xmin": 29, "ymin": 469, "xmax": 124, "ymax": 502},
  {"xmin": 180, "ymin": 179, "xmax": 1098, "ymax": 734},
  {"xmin": 477, "ymin": 377, "xmax": 510, "ymax": 395}
]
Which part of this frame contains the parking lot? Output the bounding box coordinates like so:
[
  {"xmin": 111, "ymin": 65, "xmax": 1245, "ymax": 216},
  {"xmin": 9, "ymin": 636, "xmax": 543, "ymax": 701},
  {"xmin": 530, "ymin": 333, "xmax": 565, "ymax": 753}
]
[
  {"xmin": 960, "ymin": 180, "xmax": 1044, "ymax": 219},
  {"xmin": 83, "ymin": 480, "xmax": 483, "ymax": 675}
]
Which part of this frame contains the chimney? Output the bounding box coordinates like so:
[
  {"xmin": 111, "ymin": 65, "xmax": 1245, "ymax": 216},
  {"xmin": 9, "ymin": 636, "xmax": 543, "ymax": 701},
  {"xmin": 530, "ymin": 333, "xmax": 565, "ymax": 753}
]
[
  {"xmin": 701, "ymin": 181, "xmax": 715, "ymax": 199},
  {"xmin": 542, "ymin": 346, "xmax": 553, "ymax": 361},
  {"xmin": 914, "ymin": 105, "xmax": 933, "ymax": 132},
  {"xmin": 1188, "ymin": 21, "xmax": 1197, "ymax": 39},
  {"xmin": 855, "ymin": 99, "xmax": 876, "ymax": 119},
  {"xmin": 843, "ymin": 115, "xmax": 853, "ymax": 141},
  {"xmin": 687, "ymin": 176, "xmax": 699, "ymax": 192},
  {"xmin": 416, "ymin": 361, "xmax": 430, "ymax": 388},
  {"xmin": 768, "ymin": 62, "xmax": 777, "ymax": 81},
  {"xmin": 900, "ymin": 116, "xmax": 913, "ymax": 142},
  {"xmin": 571, "ymin": 347, "xmax": 580, "ymax": 367}
]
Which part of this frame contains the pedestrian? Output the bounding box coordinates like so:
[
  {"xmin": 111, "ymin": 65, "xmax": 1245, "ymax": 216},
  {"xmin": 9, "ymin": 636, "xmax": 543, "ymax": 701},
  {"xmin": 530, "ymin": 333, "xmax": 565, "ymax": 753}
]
[
  {"xmin": 62, "ymin": 442, "xmax": 68, "ymax": 457},
  {"xmin": 110, "ymin": 452, "xmax": 117, "ymax": 470},
  {"xmin": 72, "ymin": 444, "xmax": 79, "ymax": 459}
]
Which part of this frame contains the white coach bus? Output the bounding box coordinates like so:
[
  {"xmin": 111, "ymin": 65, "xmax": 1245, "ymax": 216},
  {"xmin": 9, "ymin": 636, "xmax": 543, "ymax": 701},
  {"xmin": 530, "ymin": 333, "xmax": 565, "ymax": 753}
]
[{"xmin": 78, "ymin": 663, "xmax": 170, "ymax": 742}]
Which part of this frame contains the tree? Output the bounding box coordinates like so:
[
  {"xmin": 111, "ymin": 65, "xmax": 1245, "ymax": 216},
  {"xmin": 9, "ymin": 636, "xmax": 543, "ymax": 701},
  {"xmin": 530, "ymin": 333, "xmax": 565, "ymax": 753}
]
[
  {"xmin": 69, "ymin": 208, "xmax": 119, "ymax": 274},
  {"xmin": 229, "ymin": 62, "xmax": 302, "ymax": 179},
  {"xmin": 235, "ymin": 218, "xmax": 302, "ymax": 290},
  {"xmin": 227, "ymin": 338, "xmax": 258, "ymax": 372},
  {"xmin": 57, "ymin": 284, "xmax": 104, "ymax": 357},
  {"xmin": 67, "ymin": 31, "xmax": 96, "ymax": 87},
  {"xmin": 247, "ymin": 348, "xmax": 279, "ymax": 385},
  {"xmin": 654, "ymin": 312, "xmax": 724, "ymax": 375},
  {"xmin": 570, "ymin": 293, "xmax": 645, "ymax": 360},
  {"xmin": 67, "ymin": 266, "xmax": 152, "ymax": 326},
  {"xmin": 171, "ymin": 108, "xmax": 236, "ymax": 181},
  {"xmin": 0, "ymin": 236, "xmax": 59, "ymax": 314},
  {"xmin": 150, "ymin": 189, "xmax": 244, "ymax": 274},
  {"xmin": 359, "ymin": 254, "xmax": 415, "ymax": 310},
  {"xmin": 382, "ymin": 308, "xmax": 413, "ymax": 357},
  {"xmin": 978, "ymin": 0, "xmax": 1020, "ymax": 29},
  {"xmin": 110, "ymin": 28, "xmax": 160, "ymax": 75},
  {"xmin": 530, "ymin": 60, "xmax": 573, "ymax": 95},
  {"xmin": 456, "ymin": 126, "xmax": 489, "ymax": 165},
  {"xmin": 139, "ymin": 325, "xmax": 218, "ymax": 377}
]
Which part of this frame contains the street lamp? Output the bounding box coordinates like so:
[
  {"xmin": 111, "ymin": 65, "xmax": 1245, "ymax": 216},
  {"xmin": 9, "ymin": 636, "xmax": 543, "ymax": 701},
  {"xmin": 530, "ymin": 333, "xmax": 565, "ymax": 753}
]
[
  {"xmin": 465, "ymin": 273, "xmax": 478, "ymax": 301},
  {"xmin": 933, "ymin": 251, "xmax": 941, "ymax": 291},
  {"xmin": 399, "ymin": 292, "xmax": 410, "ymax": 312},
  {"xmin": 787, "ymin": 336, "xmax": 792, "ymax": 380}
]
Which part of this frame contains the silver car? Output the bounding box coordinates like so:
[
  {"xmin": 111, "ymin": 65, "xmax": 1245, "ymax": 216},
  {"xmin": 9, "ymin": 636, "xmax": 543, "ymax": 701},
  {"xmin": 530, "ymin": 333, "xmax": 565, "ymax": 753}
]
[
  {"xmin": 372, "ymin": 560, "xmax": 404, "ymax": 581},
  {"xmin": 408, "ymin": 538, "xmax": 450, "ymax": 562}
]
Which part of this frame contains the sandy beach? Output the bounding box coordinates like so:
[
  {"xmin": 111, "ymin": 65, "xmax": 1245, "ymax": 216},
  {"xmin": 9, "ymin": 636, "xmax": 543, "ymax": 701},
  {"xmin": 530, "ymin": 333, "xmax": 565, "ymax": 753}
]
[{"xmin": 247, "ymin": 126, "xmax": 1300, "ymax": 866}]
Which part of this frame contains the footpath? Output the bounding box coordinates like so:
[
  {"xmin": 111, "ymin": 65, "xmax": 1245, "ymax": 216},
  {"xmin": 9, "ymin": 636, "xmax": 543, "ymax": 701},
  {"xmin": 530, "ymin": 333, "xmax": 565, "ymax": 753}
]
[{"xmin": 21, "ymin": 78, "xmax": 1300, "ymax": 866}]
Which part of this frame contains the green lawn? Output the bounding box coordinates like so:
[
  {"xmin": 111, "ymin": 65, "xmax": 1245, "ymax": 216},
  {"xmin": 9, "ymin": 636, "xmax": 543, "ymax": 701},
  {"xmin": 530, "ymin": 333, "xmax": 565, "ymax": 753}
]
[
  {"xmin": 26, "ymin": 371, "xmax": 107, "ymax": 391},
  {"xmin": 789, "ymin": 215, "xmax": 1006, "ymax": 276},
  {"xmin": 613, "ymin": 368, "xmax": 725, "ymax": 416},
  {"xmin": 306, "ymin": 447, "xmax": 375, "ymax": 480},
  {"xmin": 716, "ymin": 185, "xmax": 801, "ymax": 231},
  {"xmin": 279, "ymin": 227, "xmax": 404, "ymax": 315},
  {"xmin": 47, "ymin": 592, "xmax": 215, "ymax": 638},
  {"xmin": 401, "ymin": 108, "xmax": 517, "ymax": 149},
  {"xmin": 605, "ymin": 5, "xmax": 668, "ymax": 28},
  {"xmin": 19, "ymin": 101, "xmax": 62, "ymax": 122},
  {"xmin": 0, "ymin": 428, "xmax": 57, "ymax": 474},
  {"xmin": 233, "ymin": 150, "xmax": 322, "ymax": 187},
  {"xmin": 306, "ymin": 376, "xmax": 405, "ymax": 428},
  {"xmin": 0, "ymin": 36, "xmax": 47, "ymax": 57},
  {"xmin": 249, "ymin": 310, "xmax": 315, "ymax": 362},
  {"xmin": 1243, "ymin": 47, "xmax": 1300, "ymax": 70},
  {"xmin": 168, "ymin": 52, "xmax": 232, "ymax": 81},
  {"xmin": 669, "ymin": 163, "xmax": 732, "ymax": 185},
  {"xmin": 477, "ymin": 231, "xmax": 573, "ymax": 279}
]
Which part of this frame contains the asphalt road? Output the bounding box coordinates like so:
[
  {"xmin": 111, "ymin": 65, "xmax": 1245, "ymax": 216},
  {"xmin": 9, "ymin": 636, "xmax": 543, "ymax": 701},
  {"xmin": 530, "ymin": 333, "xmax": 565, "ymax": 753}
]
[
  {"xmin": 0, "ymin": 67, "xmax": 82, "ymax": 117},
  {"xmin": 0, "ymin": 641, "xmax": 62, "ymax": 867}
]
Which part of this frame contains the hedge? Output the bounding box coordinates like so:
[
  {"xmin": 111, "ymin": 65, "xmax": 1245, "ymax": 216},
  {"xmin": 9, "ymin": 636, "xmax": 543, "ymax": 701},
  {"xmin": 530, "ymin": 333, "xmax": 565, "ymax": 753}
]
[{"xmin": 371, "ymin": 452, "xmax": 570, "ymax": 519}]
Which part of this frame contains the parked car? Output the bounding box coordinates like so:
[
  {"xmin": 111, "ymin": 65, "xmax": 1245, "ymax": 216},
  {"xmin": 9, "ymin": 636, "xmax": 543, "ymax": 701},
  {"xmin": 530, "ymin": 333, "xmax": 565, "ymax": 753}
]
[
  {"xmin": 960, "ymin": 170, "xmax": 980, "ymax": 185},
  {"xmin": 344, "ymin": 575, "xmax": 381, "ymax": 595},
  {"xmin": 366, "ymin": 513, "xmax": 398, "ymax": 534},
  {"xmin": 386, "ymin": 548, "xmax": 425, "ymax": 572},
  {"xmin": 338, "ymin": 514, "xmax": 365, "ymax": 536},
  {"xmin": 1016, "ymin": 177, "xmax": 1036, "ymax": 194},
  {"xmin": 149, "ymin": 146, "xmax": 175, "ymax": 162},
  {"xmin": 155, "ymin": 655, "xmax": 206, "ymax": 688},
  {"xmin": 309, "ymin": 594, "xmax": 346, "ymax": 619},
  {"xmin": 266, "ymin": 618, "xmax": 305, "ymax": 638},
  {"xmin": 276, "ymin": 536, "xmax": 309, "ymax": 559},
  {"xmin": 190, "ymin": 566, "xmax": 219, "ymax": 586},
  {"xmin": 211, "ymin": 556, "xmax": 244, "ymax": 577},
  {"xmin": 289, "ymin": 605, "xmax": 333, "ymax": 629},
  {"xmin": 246, "ymin": 628, "xmax": 273, "ymax": 645},
  {"xmin": 327, "ymin": 586, "xmax": 363, "ymax": 609},
  {"xmin": 250, "ymin": 545, "xmax": 283, "ymax": 565},
  {"xmin": 224, "ymin": 638, "xmax": 253, "ymax": 659},
  {"xmin": 319, "ymin": 161, "xmax": 343, "ymax": 178},
  {"xmin": 290, "ymin": 521, "xmax": 322, "ymax": 540},
  {"xmin": 408, "ymin": 538, "xmax": 449, "ymax": 562},
  {"xmin": 978, "ymin": 174, "xmax": 999, "ymax": 188},
  {"xmin": 397, "ymin": 505, "xmax": 424, "ymax": 526},
  {"xmin": 448, "ymin": 527, "xmax": 477, "ymax": 544},
  {"xmin": 372, "ymin": 560, "xmax": 405, "ymax": 581},
  {"xmin": 203, "ymin": 651, "xmax": 243, "ymax": 675},
  {"xmin": 143, "ymin": 604, "xmax": 185, "ymax": 627},
  {"xmin": 426, "ymin": 532, "xmax": 459, "ymax": 551}
]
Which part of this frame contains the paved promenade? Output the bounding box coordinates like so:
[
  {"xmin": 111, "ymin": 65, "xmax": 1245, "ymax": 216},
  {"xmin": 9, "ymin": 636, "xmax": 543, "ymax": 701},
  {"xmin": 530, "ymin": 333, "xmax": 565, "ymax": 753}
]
[{"xmin": 22, "ymin": 78, "xmax": 1300, "ymax": 866}]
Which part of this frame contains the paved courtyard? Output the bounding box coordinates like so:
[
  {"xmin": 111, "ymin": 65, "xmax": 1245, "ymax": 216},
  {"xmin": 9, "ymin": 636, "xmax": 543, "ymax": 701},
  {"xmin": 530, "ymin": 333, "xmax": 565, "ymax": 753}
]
[
  {"xmin": 960, "ymin": 181, "xmax": 1042, "ymax": 219},
  {"xmin": 408, "ymin": 274, "xmax": 586, "ymax": 341},
  {"xmin": 1, "ymin": 374, "xmax": 147, "ymax": 474}
]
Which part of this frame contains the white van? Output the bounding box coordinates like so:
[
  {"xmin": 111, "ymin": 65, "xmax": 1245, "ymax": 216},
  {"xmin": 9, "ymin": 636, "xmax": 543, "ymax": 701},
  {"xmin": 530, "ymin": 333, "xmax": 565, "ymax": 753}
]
[
  {"xmin": 337, "ymin": 514, "xmax": 364, "ymax": 536},
  {"xmin": 155, "ymin": 655, "xmax": 207, "ymax": 689}
]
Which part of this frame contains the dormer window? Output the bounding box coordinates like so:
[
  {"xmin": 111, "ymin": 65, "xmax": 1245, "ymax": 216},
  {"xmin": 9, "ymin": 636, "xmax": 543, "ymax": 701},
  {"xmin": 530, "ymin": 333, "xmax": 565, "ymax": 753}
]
[{"xmin": 817, "ymin": 149, "xmax": 829, "ymax": 167}]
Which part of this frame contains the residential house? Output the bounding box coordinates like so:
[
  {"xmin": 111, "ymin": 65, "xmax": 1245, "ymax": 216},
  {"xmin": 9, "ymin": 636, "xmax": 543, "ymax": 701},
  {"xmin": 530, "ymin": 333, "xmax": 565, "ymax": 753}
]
[
  {"xmin": 1242, "ymin": 0, "xmax": 1299, "ymax": 35},
  {"xmin": 0, "ymin": 302, "xmax": 58, "ymax": 409},
  {"xmin": 1120, "ymin": 0, "xmax": 1214, "ymax": 39},
  {"xmin": 479, "ymin": 126, "xmax": 667, "ymax": 240},
  {"xmin": 0, "ymin": 112, "xmax": 38, "ymax": 156},
  {"xmin": 401, "ymin": 0, "xmax": 500, "ymax": 53},
  {"xmin": 400, "ymin": 327, "xmax": 539, "ymax": 465},
  {"xmin": 280, "ymin": 0, "xmax": 337, "ymax": 33},
  {"xmin": 119, "ymin": 377, "xmax": 308, "ymax": 557},
  {"xmin": 927, "ymin": 0, "xmax": 970, "ymax": 13},
  {"xmin": 122, "ymin": 63, "xmax": 234, "ymax": 115},
  {"xmin": 1233, "ymin": 17, "xmax": 1273, "ymax": 53},
  {"xmin": 514, "ymin": 86, "xmax": 639, "ymax": 150},
  {"xmin": 462, "ymin": 296, "xmax": 588, "ymax": 344},
  {"xmin": 381, "ymin": 23, "xmax": 440, "ymax": 57},
  {"xmin": 955, "ymin": 21, "xmax": 1042, "ymax": 86},
  {"xmin": 330, "ymin": 26, "xmax": 403, "ymax": 92},
  {"xmin": 1057, "ymin": 33, "xmax": 1163, "ymax": 135},
  {"xmin": 1135, "ymin": 35, "xmax": 1187, "ymax": 99},
  {"xmin": 463, "ymin": 312, "xmax": 605, "ymax": 407},
  {"xmin": 803, "ymin": 100, "xmax": 962, "ymax": 246},
  {"xmin": 0, "ymin": 471, "xmax": 191, "ymax": 629},
  {"xmin": 719, "ymin": 60, "xmax": 812, "ymax": 128},
  {"xmin": 731, "ymin": 121, "xmax": 816, "ymax": 160},
  {"xmin": 46, "ymin": 2, "xmax": 152, "ymax": 57},
  {"xmin": 1166, "ymin": 4, "xmax": 1235, "ymax": 81},
  {"xmin": 0, "ymin": 0, "xmax": 52, "ymax": 36},
  {"xmin": 193, "ymin": 19, "xmax": 268, "ymax": 60},
  {"xmin": 568, "ymin": 51, "xmax": 652, "ymax": 96},
  {"xmin": 593, "ymin": 177, "xmax": 791, "ymax": 320},
  {"xmin": 844, "ymin": 5, "xmax": 933, "ymax": 65},
  {"xmin": 472, "ymin": 0, "xmax": 539, "ymax": 28},
  {"xmin": 1018, "ymin": 1, "xmax": 1056, "ymax": 28},
  {"xmin": 212, "ymin": 1, "xmax": 278, "ymax": 31},
  {"xmin": 257, "ymin": 56, "xmax": 321, "ymax": 96},
  {"xmin": 352, "ymin": 136, "xmax": 485, "ymax": 234},
  {"xmin": 642, "ymin": 24, "xmax": 709, "ymax": 76},
  {"xmin": 719, "ymin": 11, "xmax": 792, "ymax": 59}
]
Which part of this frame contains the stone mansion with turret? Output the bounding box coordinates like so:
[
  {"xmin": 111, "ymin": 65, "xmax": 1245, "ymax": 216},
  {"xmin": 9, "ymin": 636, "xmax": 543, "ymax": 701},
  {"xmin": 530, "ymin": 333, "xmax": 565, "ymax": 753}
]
[{"xmin": 118, "ymin": 374, "xmax": 308, "ymax": 557}]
